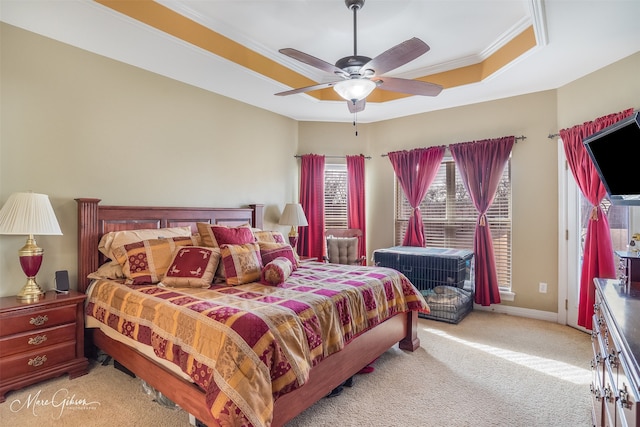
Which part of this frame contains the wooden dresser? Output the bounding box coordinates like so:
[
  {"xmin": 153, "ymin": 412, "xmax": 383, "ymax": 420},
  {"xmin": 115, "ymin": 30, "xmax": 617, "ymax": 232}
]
[
  {"xmin": 0, "ymin": 291, "xmax": 89, "ymax": 403},
  {"xmin": 592, "ymin": 278, "xmax": 640, "ymax": 426}
]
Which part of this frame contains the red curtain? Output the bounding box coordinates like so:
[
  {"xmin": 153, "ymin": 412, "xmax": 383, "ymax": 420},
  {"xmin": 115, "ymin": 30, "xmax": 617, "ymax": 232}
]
[
  {"xmin": 347, "ymin": 155, "xmax": 366, "ymax": 260},
  {"xmin": 299, "ymin": 154, "xmax": 325, "ymax": 260},
  {"xmin": 449, "ymin": 136, "xmax": 515, "ymax": 306},
  {"xmin": 560, "ymin": 108, "xmax": 634, "ymax": 330},
  {"xmin": 388, "ymin": 146, "xmax": 446, "ymax": 247}
]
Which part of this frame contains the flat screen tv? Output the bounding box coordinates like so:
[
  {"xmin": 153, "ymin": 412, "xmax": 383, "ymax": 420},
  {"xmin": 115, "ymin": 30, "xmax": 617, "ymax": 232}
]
[{"xmin": 583, "ymin": 111, "xmax": 640, "ymax": 205}]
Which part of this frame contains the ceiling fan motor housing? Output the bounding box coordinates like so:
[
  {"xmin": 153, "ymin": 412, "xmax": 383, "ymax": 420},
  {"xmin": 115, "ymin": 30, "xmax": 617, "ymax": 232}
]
[{"xmin": 335, "ymin": 55, "xmax": 372, "ymax": 75}]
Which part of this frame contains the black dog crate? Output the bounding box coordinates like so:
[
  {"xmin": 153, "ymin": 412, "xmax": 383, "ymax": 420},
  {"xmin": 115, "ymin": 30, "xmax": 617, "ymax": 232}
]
[{"xmin": 373, "ymin": 246, "xmax": 474, "ymax": 324}]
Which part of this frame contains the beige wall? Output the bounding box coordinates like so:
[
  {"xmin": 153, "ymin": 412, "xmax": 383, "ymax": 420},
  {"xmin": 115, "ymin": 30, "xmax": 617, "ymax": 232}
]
[
  {"xmin": 2, "ymin": 22, "xmax": 639, "ymax": 315},
  {"xmin": 0, "ymin": 23, "xmax": 299, "ymax": 296},
  {"xmin": 557, "ymin": 52, "xmax": 640, "ymax": 129}
]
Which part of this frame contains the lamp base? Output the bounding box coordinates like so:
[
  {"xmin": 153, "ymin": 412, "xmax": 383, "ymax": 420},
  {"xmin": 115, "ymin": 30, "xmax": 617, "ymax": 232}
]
[
  {"xmin": 17, "ymin": 236, "xmax": 45, "ymax": 302},
  {"xmin": 289, "ymin": 235, "xmax": 299, "ymax": 250},
  {"xmin": 17, "ymin": 277, "xmax": 45, "ymax": 302},
  {"xmin": 288, "ymin": 226, "xmax": 299, "ymax": 251}
]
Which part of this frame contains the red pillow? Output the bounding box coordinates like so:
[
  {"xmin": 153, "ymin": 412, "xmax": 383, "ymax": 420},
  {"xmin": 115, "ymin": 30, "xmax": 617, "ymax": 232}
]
[
  {"xmin": 212, "ymin": 226, "xmax": 255, "ymax": 246},
  {"xmin": 196, "ymin": 223, "xmax": 255, "ymax": 248},
  {"xmin": 162, "ymin": 246, "xmax": 220, "ymax": 288}
]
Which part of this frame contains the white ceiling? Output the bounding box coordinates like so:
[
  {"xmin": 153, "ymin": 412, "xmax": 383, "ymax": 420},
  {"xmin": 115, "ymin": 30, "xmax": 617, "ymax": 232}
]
[{"xmin": 2, "ymin": 0, "xmax": 639, "ymax": 123}]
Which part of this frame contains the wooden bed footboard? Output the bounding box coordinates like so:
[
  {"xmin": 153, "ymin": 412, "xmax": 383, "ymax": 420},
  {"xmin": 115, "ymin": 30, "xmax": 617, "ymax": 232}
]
[
  {"xmin": 76, "ymin": 198, "xmax": 421, "ymax": 426},
  {"xmin": 90, "ymin": 310, "xmax": 418, "ymax": 426}
]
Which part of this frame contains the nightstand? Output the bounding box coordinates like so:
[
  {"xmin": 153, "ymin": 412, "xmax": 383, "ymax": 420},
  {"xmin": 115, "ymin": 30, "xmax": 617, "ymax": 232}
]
[{"xmin": 0, "ymin": 291, "xmax": 89, "ymax": 403}]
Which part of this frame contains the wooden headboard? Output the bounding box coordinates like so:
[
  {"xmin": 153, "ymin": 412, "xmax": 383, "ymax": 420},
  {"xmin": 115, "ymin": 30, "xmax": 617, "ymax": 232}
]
[{"xmin": 75, "ymin": 198, "xmax": 264, "ymax": 293}]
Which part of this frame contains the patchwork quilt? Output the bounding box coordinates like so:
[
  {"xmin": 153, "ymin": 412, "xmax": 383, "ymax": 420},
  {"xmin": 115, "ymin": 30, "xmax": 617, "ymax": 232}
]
[{"xmin": 86, "ymin": 262, "xmax": 428, "ymax": 427}]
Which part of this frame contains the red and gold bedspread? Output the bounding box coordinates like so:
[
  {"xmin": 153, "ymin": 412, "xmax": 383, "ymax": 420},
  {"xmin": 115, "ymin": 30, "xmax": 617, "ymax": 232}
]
[{"xmin": 86, "ymin": 262, "xmax": 428, "ymax": 427}]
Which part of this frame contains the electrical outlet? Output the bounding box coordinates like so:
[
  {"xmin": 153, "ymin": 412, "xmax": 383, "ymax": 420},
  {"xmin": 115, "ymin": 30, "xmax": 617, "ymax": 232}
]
[{"xmin": 539, "ymin": 282, "xmax": 548, "ymax": 293}]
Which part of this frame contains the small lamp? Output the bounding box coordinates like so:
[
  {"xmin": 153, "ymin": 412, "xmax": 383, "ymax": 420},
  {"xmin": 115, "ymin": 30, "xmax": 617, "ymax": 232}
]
[
  {"xmin": 0, "ymin": 192, "xmax": 63, "ymax": 302},
  {"xmin": 279, "ymin": 203, "xmax": 308, "ymax": 250}
]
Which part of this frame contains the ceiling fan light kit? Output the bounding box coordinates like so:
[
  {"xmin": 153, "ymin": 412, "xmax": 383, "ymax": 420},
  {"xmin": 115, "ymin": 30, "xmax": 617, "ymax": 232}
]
[
  {"xmin": 275, "ymin": 0, "xmax": 443, "ymax": 113},
  {"xmin": 334, "ymin": 79, "xmax": 376, "ymax": 102}
]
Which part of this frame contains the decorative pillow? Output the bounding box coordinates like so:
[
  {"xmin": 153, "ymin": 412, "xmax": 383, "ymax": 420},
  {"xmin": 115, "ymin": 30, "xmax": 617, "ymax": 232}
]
[
  {"xmin": 161, "ymin": 246, "xmax": 221, "ymax": 288},
  {"xmin": 196, "ymin": 223, "xmax": 254, "ymax": 248},
  {"xmin": 253, "ymin": 230, "xmax": 286, "ymax": 244},
  {"xmin": 259, "ymin": 242, "xmax": 299, "ymax": 269},
  {"xmin": 99, "ymin": 226, "xmax": 193, "ymax": 260},
  {"xmin": 220, "ymin": 243, "xmax": 263, "ymax": 285},
  {"xmin": 87, "ymin": 261, "xmax": 125, "ymax": 280},
  {"xmin": 261, "ymin": 257, "xmax": 294, "ymax": 286},
  {"xmin": 112, "ymin": 236, "xmax": 198, "ymax": 285}
]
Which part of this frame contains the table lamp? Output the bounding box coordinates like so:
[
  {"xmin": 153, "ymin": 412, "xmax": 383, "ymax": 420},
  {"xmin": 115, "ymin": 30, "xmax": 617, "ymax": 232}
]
[
  {"xmin": 0, "ymin": 192, "xmax": 63, "ymax": 302},
  {"xmin": 279, "ymin": 203, "xmax": 308, "ymax": 251}
]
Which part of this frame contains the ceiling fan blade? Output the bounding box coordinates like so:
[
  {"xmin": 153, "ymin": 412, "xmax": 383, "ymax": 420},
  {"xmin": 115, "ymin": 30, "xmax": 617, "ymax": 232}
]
[
  {"xmin": 373, "ymin": 76, "xmax": 443, "ymax": 96},
  {"xmin": 347, "ymin": 99, "xmax": 366, "ymax": 113},
  {"xmin": 279, "ymin": 48, "xmax": 348, "ymax": 77},
  {"xmin": 275, "ymin": 81, "xmax": 342, "ymax": 96},
  {"xmin": 361, "ymin": 38, "xmax": 430, "ymax": 76}
]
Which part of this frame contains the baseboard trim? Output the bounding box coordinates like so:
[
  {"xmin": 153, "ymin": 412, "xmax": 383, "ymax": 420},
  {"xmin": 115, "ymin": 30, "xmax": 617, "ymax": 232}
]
[{"xmin": 474, "ymin": 304, "xmax": 559, "ymax": 323}]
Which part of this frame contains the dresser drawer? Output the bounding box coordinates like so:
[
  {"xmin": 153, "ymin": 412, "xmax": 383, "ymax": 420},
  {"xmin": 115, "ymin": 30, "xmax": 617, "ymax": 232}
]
[
  {"xmin": 0, "ymin": 323, "xmax": 76, "ymax": 358},
  {"xmin": 0, "ymin": 305, "xmax": 76, "ymax": 337},
  {"xmin": 616, "ymin": 353, "xmax": 639, "ymax": 427},
  {"xmin": 0, "ymin": 342, "xmax": 76, "ymax": 381}
]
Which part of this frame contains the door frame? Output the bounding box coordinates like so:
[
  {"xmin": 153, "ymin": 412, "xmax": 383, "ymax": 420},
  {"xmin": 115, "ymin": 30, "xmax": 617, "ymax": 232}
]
[{"xmin": 558, "ymin": 141, "xmax": 585, "ymax": 330}]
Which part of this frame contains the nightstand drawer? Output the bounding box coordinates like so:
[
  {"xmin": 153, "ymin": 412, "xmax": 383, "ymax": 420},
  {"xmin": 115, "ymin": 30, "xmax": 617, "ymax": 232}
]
[
  {"xmin": 0, "ymin": 341, "xmax": 76, "ymax": 381},
  {"xmin": 0, "ymin": 305, "xmax": 76, "ymax": 337},
  {"xmin": 0, "ymin": 323, "xmax": 76, "ymax": 358}
]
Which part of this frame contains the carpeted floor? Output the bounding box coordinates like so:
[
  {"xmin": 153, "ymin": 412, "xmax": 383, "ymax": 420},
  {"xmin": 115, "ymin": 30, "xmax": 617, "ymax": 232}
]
[{"xmin": 0, "ymin": 311, "xmax": 593, "ymax": 426}]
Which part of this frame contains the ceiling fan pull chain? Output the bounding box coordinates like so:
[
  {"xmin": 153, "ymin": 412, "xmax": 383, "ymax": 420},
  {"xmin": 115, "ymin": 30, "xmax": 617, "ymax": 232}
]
[{"xmin": 353, "ymin": 111, "xmax": 359, "ymax": 136}]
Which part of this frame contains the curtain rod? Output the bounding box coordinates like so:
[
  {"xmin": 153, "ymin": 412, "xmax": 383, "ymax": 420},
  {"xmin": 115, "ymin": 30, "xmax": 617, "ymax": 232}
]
[
  {"xmin": 379, "ymin": 135, "xmax": 527, "ymax": 157},
  {"xmin": 548, "ymin": 108, "xmax": 638, "ymax": 139},
  {"xmin": 293, "ymin": 154, "xmax": 372, "ymax": 159}
]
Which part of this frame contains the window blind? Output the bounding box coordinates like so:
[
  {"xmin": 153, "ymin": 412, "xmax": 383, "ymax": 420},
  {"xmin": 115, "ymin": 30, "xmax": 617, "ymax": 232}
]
[
  {"xmin": 325, "ymin": 164, "xmax": 348, "ymax": 229},
  {"xmin": 395, "ymin": 158, "xmax": 513, "ymax": 289}
]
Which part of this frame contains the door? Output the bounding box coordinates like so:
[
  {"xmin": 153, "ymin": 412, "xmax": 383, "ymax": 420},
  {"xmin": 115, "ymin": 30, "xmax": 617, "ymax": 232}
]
[{"xmin": 559, "ymin": 142, "xmax": 582, "ymax": 329}]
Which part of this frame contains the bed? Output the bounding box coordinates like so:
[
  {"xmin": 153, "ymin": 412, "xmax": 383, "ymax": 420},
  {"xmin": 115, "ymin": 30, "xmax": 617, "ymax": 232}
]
[{"xmin": 76, "ymin": 198, "xmax": 427, "ymax": 427}]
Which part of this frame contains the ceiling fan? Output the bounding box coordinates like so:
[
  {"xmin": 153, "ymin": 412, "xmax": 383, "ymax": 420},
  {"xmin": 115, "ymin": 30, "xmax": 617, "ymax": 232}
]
[{"xmin": 275, "ymin": 0, "xmax": 443, "ymax": 113}]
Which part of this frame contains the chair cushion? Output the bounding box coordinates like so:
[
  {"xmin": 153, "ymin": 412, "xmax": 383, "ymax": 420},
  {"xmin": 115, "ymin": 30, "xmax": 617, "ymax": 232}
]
[{"xmin": 326, "ymin": 236, "xmax": 359, "ymax": 265}]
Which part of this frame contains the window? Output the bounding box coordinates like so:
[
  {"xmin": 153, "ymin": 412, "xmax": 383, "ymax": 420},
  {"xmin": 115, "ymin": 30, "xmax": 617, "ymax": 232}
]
[
  {"xmin": 395, "ymin": 157, "xmax": 513, "ymax": 290},
  {"xmin": 324, "ymin": 164, "xmax": 348, "ymax": 229},
  {"xmin": 579, "ymin": 196, "xmax": 628, "ymax": 256}
]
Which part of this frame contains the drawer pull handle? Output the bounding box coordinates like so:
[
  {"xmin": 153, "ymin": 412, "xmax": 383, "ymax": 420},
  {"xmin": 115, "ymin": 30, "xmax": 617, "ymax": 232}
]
[
  {"xmin": 620, "ymin": 383, "xmax": 633, "ymax": 409},
  {"xmin": 29, "ymin": 315, "xmax": 48, "ymax": 326},
  {"xmin": 608, "ymin": 351, "xmax": 619, "ymax": 368},
  {"xmin": 604, "ymin": 386, "xmax": 616, "ymax": 403},
  {"xmin": 591, "ymin": 384, "xmax": 602, "ymax": 401},
  {"xmin": 28, "ymin": 355, "xmax": 47, "ymax": 367},
  {"xmin": 28, "ymin": 335, "xmax": 47, "ymax": 345}
]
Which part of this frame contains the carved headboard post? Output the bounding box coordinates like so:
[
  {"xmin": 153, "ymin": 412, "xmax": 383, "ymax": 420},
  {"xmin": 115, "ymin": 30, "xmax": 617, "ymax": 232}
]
[
  {"xmin": 249, "ymin": 204, "xmax": 264, "ymax": 229},
  {"xmin": 76, "ymin": 198, "xmax": 101, "ymax": 293}
]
